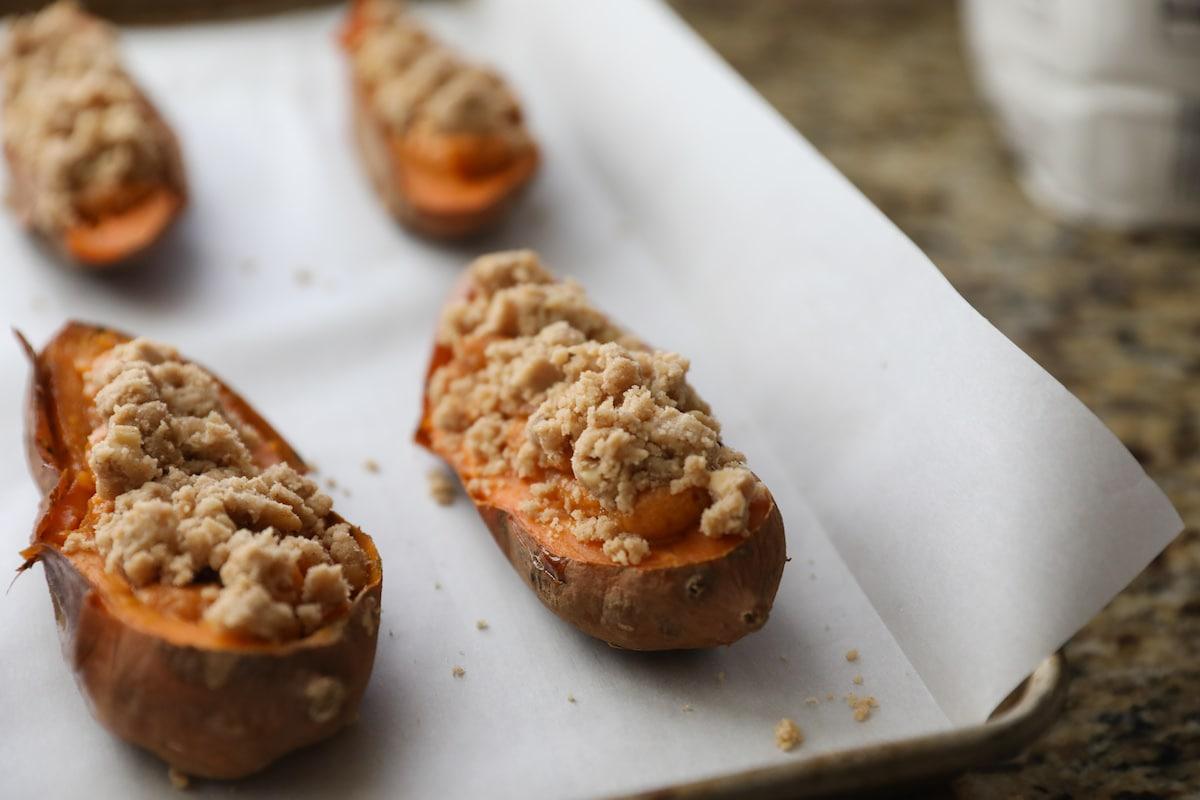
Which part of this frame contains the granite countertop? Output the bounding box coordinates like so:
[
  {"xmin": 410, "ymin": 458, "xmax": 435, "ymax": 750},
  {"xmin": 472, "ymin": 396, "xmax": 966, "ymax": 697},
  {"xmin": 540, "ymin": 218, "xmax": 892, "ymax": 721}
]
[{"xmin": 669, "ymin": 1, "xmax": 1200, "ymax": 797}]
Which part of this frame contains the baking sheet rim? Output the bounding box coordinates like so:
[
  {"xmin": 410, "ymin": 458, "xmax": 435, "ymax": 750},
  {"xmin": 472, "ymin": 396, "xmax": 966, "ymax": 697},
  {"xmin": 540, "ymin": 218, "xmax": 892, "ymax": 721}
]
[{"xmin": 621, "ymin": 653, "xmax": 1067, "ymax": 799}]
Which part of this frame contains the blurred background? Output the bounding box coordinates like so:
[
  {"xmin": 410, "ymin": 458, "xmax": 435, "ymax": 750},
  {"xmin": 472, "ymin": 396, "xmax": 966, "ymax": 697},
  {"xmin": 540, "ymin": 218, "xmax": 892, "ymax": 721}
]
[{"xmin": 667, "ymin": 0, "xmax": 1198, "ymax": 796}]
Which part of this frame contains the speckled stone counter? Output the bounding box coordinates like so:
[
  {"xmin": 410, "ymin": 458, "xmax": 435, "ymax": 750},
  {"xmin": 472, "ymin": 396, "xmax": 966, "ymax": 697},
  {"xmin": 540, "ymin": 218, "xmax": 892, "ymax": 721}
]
[{"xmin": 669, "ymin": 1, "xmax": 1200, "ymax": 797}]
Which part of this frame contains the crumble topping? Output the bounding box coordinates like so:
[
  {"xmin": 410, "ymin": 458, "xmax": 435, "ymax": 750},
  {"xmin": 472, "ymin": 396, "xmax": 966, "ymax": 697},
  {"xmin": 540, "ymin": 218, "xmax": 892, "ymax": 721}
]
[
  {"xmin": 427, "ymin": 250, "xmax": 767, "ymax": 564},
  {"xmin": 1, "ymin": 1, "xmax": 176, "ymax": 232},
  {"xmin": 349, "ymin": 0, "xmax": 530, "ymax": 147},
  {"xmin": 82, "ymin": 338, "xmax": 370, "ymax": 642}
]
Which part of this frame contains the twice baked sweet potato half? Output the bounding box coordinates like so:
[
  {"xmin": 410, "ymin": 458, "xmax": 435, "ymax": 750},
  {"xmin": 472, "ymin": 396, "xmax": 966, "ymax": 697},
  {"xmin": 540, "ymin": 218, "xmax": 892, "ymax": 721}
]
[
  {"xmin": 340, "ymin": 0, "xmax": 538, "ymax": 238},
  {"xmin": 19, "ymin": 323, "xmax": 382, "ymax": 780},
  {"xmin": 1, "ymin": 2, "xmax": 186, "ymax": 267},
  {"xmin": 417, "ymin": 251, "xmax": 786, "ymax": 650}
]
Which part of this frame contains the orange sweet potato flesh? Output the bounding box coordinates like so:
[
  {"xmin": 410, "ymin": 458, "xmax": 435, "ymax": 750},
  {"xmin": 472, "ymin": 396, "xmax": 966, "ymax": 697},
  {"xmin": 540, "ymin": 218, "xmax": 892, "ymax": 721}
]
[
  {"xmin": 341, "ymin": 1, "xmax": 538, "ymax": 239},
  {"xmin": 18, "ymin": 322, "xmax": 382, "ymax": 779},
  {"xmin": 416, "ymin": 307, "xmax": 787, "ymax": 651},
  {"xmin": 63, "ymin": 187, "xmax": 183, "ymax": 267}
]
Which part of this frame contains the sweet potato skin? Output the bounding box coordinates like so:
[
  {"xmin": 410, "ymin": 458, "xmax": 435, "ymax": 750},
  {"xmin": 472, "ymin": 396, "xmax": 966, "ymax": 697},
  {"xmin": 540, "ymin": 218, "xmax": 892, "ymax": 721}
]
[
  {"xmin": 38, "ymin": 546, "xmax": 381, "ymax": 779},
  {"xmin": 417, "ymin": 318, "xmax": 787, "ymax": 650},
  {"xmin": 479, "ymin": 500, "xmax": 786, "ymax": 650},
  {"xmin": 21, "ymin": 323, "xmax": 382, "ymax": 779}
]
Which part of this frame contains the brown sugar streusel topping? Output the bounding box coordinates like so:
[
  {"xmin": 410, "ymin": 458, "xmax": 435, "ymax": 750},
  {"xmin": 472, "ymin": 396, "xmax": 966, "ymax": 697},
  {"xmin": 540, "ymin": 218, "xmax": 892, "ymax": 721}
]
[
  {"xmin": 349, "ymin": 0, "xmax": 531, "ymax": 150},
  {"xmin": 76, "ymin": 338, "xmax": 371, "ymax": 642},
  {"xmin": 428, "ymin": 250, "xmax": 768, "ymax": 565},
  {"xmin": 1, "ymin": 1, "xmax": 178, "ymax": 232}
]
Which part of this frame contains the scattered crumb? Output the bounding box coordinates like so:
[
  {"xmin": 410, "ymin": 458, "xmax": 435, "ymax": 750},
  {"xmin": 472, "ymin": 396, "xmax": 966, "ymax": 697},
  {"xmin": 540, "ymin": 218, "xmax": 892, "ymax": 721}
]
[
  {"xmin": 326, "ymin": 477, "xmax": 339, "ymax": 489},
  {"xmin": 826, "ymin": 692, "xmax": 835, "ymax": 701},
  {"xmin": 853, "ymin": 674, "xmax": 864, "ymax": 685},
  {"xmin": 294, "ymin": 268, "xmax": 314, "ymax": 287},
  {"xmin": 567, "ymin": 693, "xmax": 577, "ymax": 704},
  {"xmin": 475, "ymin": 619, "xmax": 489, "ymax": 631},
  {"xmin": 305, "ymin": 676, "xmax": 346, "ymax": 723},
  {"xmin": 434, "ymin": 581, "xmax": 443, "ymax": 590},
  {"xmin": 681, "ymin": 704, "xmax": 694, "ymax": 713},
  {"xmin": 452, "ymin": 665, "xmax": 465, "ymax": 678},
  {"xmin": 427, "ymin": 468, "xmax": 457, "ymax": 506},
  {"xmin": 774, "ymin": 718, "xmax": 803, "ymax": 752},
  {"xmin": 363, "ymin": 459, "xmax": 381, "ymax": 474},
  {"xmin": 342, "ymin": 487, "xmax": 352, "ymax": 497},
  {"xmin": 716, "ymin": 670, "xmax": 726, "ymax": 684},
  {"xmin": 167, "ymin": 766, "xmax": 189, "ymax": 790},
  {"xmin": 804, "ymin": 696, "xmax": 819, "ymax": 707},
  {"xmin": 845, "ymin": 648, "xmax": 859, "ymax": 662},
  {"xmin": 388, "ymin": 629, "xmax": 394, "ymax": 638},
  {"xmin": 846, "ymin": 693, "xmax": 879, "ymax": 722}
]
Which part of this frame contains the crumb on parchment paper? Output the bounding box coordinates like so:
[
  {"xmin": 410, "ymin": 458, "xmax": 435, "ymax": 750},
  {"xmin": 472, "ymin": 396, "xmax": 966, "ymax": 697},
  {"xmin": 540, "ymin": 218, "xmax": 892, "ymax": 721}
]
[
  {"xmin": 452, "ymin": 665, "xmax": 465, "ymax": 678},
  {"xmin": 167, "ymin": 767, "xmax": 188, "ymax": 790},
  {"xmin": 428, "ymin": 468, "xmax": 457, "ymax": 505},
  {"xmin": 363, "ymin": 458, "xmax": 381, "ymax": 473},
  {"xmin": 845, "ymin": 648, "xmax": 859, "ymax": 662},
  {"xmin": 774, "ymin": 718, "xmax": 803, "ymax": 752},
  {"xmin": 681, "ymin": 704, "xmax": 694, "ymax": 712},
  {"xmin": 804, "ymin": 696, "xmax": 819, "ymax": 706},
  {"xmin": 567, "ymin": 693, "xmax": 576, "ymax": 703},
  {"xmin": 476, "ymin": 619, "xmax": 489, "ymax": 630},
  {"xmin": 853, "ymin": 674, "xmax": 864, "ymax": 685},
  {"xmin": 846, "ymin": 693, "xmax": 879, "ymax": 722}
]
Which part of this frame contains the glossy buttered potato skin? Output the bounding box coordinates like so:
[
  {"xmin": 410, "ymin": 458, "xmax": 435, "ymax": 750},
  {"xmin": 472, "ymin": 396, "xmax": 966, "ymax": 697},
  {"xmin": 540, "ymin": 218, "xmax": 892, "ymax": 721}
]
[
  {"xmin": 417, "ymin": 336, "xmax": 788, "ymax": 652},
  {"xmin": 20, "ymin": 323, "xmax": 382, "ymax": 779}
]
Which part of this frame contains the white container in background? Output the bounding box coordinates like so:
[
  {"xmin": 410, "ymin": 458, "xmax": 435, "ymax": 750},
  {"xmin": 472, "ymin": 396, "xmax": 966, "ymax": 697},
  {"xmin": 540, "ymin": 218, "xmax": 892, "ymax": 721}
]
[{"xmin": 962, "ymin": 0, "xmax": 1200, "ymax": 229}]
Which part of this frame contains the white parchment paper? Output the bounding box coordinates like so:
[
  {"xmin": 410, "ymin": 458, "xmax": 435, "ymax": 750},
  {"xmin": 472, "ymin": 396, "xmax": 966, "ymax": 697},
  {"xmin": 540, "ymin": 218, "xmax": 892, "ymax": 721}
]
[{"xmin": 0, "ymin": 2, "xmax": 1182, "ymax": 798}]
